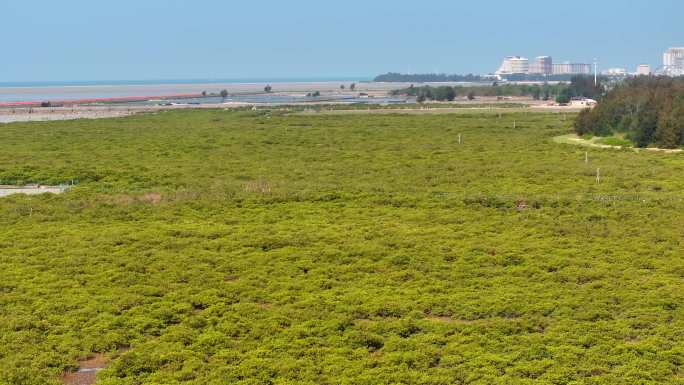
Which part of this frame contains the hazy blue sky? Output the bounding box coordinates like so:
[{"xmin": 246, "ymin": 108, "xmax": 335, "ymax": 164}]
[{"xmin": 1, "ymin": 0, "xmax": 682, "ymax": 82}]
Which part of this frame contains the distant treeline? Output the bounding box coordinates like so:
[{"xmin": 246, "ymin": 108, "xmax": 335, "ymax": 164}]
[
  {"xmin": 574, "ymin": 76, "xmax": 684, "ymax": 148},
  {"xmin": 391, "ymin": 76, "xmax": 606, "ymax": 104},
  {"xmin": 391, "ymin": 84, "xmax": 559, "ymax": 102},
  {"xmin": 499, "ymin": 74, "xmax": 579, "ymax": 82},
  {"xmin": 374, "ymin": 73, "xmax": 486, "ymax": 82}
]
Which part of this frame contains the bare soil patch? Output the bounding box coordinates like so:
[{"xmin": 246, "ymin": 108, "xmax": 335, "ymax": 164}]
[
  {"xmin": 62, "ymin": 354, "xmax": 108, "ymax": 385},
  {"xmin": 425, "ymin": 315, "xmax": 482, "ymax": 325},
  {"xmin": 554, "ymin": 134, "xmax": 683, "ymax": 153}
]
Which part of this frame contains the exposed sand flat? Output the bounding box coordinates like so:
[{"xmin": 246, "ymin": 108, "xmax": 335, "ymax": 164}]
[
  {"xmin": 0, "ymin": 95, "xmax": 544, "ymax": 124},
  {"xmin": 0, "ymin": 185, "xmax": 68, "ymax": 197},
  {"xmin": 0, "ymin": 108, "xmax": 135, "ymax": 123},
  {"xmin": 553, "ymin": 134, "xmax": 683, "ymax": 153},
  {"xmin": 531, "ymin": 104, "xmax": 593, "ymax": 112},
  {"xmin": 0, "ymin": 81, "xmax": 411, "ymax": 103},
  {"xmin": 0, "ymin": 81, "xmax": 495, "ymax": 104}
]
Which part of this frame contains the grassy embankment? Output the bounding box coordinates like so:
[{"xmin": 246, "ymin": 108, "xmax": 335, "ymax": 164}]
[{"xmin": 0, "ymin": 109, "xmax": 683, "ymax": 385}]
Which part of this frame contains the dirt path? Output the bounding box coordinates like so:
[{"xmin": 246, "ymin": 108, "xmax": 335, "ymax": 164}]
[
  {"xmin": 553, "ymin": 134, "xmax": 683, "ymax": 153},
  {"xmin": 63, "ymin": 354, "xmax": 108, "ymax": 385},
  {"xmin": 295, "ymin": 106, "xmax": 530, "ymax": 115}
]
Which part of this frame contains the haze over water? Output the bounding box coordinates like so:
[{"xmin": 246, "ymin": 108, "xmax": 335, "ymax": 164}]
[{"xmin": 0, "ymin": 78, "xmax": 370, "ymax": 103}]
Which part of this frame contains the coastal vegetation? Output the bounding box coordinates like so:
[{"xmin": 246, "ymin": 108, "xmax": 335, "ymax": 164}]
[
  {"xmin": 393, "ymin": 84, "xmax": 563, "ymax": 102},
  {"xmin": 392, "ymin": 76, "xmax": 606, "ymax": 104},
  {"xmin": 291, "ymin": 102, "xmax": 527, "ymax": 113},
  {"xmin": 1, "ymin": 109, "xmax": 683, "ymax": 384},
  {"xmin": 574, "ymin": 76, "xmax": 684, "ymax": 148},
  {"xmin": 374, "ymin": 73, "xmax": 485, "ymax": 83}
]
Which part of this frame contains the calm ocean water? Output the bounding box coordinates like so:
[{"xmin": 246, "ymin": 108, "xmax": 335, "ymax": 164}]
[
  {"xmin": 0, "ymin": 77, "xmax": 370, "ymax": 88},
  {"xmin": 0, "ymin": 78, "xmax": 372, "ymax": 103}
]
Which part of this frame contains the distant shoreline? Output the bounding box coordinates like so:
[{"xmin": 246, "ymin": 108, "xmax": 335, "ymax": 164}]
[
  {"xmin": 0, "ymin": 80, "xmax": 515, "ymax": 106},
  {"xmin": 0, "ymin": 81, "xmax": 415, "ymax": 105},
  {"xmin": 0, "ymin": 77, "xmax": 372, "ymax": 89}
]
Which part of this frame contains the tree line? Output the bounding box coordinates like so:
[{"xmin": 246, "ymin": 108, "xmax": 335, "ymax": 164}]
[
  {"xmin": 392, "ymin": 83, "xmax": 565, "ymax": 102},
  {"xmin": 574, "ymin": 76, "xmax": 684, "ymax": 148},
  {"xmin": 391, "ymin": 76, "xmax": 606, "ymax": 104},
  {"xmin": 375, "ymin": 73, "xmax": 485, "ymax": 82}
]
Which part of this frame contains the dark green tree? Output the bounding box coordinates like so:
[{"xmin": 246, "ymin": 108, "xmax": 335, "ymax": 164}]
[
  {"xmin": 555, "ymin": 94, "xmax": 571, "ymax": 105},
  {"xmin": 630, "ymin": 100, "xmax": 659, "ymax": 147},
  {"xmin": 431, "ymin": 86, "xmax": 456, "ymax": 101},
  {"xmin": 574, "ymin": 108, "xmax": 596, "ymax": 136},
  {"xmin": 569, "ymin": 75, "xmax": 605, "ymax": 99},
  {"xmin": 655, "ymin": 100, "xmax": 684, "ymax": 148},
  {"xmin": 532, "ymin": 88, "xmax": 541, "ymax": 100}
]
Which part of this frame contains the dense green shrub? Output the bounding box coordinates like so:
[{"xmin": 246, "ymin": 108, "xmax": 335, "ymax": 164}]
[
  {"xmin": 574, "ymin": 76, "xmax": 684, "ymax": 148},
  {"xmin": 0, "ymin": 110, "xmax": 683, "ymax": 384}
]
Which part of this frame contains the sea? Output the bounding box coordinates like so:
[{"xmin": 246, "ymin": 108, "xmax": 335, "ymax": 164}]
[{"xmin": 0, "ymin": 78, "xmax": 376, "ymax": 104}]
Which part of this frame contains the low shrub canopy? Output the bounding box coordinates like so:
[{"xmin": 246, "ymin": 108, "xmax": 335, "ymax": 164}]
[{"xmin": 0, "ymin": 110, "xmax": 683, "ymax": 384}]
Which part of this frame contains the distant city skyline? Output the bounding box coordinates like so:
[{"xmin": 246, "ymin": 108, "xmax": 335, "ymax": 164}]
[
  {"xmin": 495, "ymin": 56, "xmax": 592, "ymax": 77},
  {"xmin": 494, "ymin": 46, "xmax": 684, "ymax": 77},
  {"xmin": 1, "ymin": 0, "xmax": 683, "ymax": 82}
]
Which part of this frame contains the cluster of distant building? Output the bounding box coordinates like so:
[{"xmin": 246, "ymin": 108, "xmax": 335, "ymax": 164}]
[
  {"xmin": 603, "ymin": 48, "xmax": 684, "ymax": 77},
  {"xmin": 602, "ymin": 65, "xmax": 651, "ymax": 77},
  {"xmin": 494, "ymin": 47, "xmax": 684, "ymax": 79},
  {"xmin": 496, "ymin": 56, "xmax": 591, "ymax": 77},
  {"xmin": 661, "ymin": 47, "xmax": 683, "ymax": 76}
]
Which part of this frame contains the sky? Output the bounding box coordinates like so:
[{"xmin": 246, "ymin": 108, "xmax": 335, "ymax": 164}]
[{"xmin": 1, "ymin": 0, "xmax": 682, "ymax": 82}]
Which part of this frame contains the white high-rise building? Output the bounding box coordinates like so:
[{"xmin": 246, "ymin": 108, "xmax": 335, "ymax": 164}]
[
  {"xmin": 553, "ymin": 62, "xmax": 591, "ymax": 75},
  {"xmin": 663, "ymin": 47, "xmax": 684, "ymax": 75},
  {"xmin": 530, "ymin": 56, "xmax": 553, "ymax": 75},
  {"xmin": 496, "ymin": 56, "xmax": 530, "ymax": 75},
  {"xmin": 636, "ymin": 64, "xmax": 651, "ymax": 76},
  {"xmin": 604, "ymin": 68, "xmax": 628, "ymax": 76},
  {"xmin": 495, "ymin": 56, "xmax": 590, "ymax": 76}
]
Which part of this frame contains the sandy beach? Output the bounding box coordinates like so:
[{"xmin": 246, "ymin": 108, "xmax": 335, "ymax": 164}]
[
  {"xmin": 0, "ymin": 79, "xmax": 579, "ymax": 124},
  {"xmin": 0, "ymin": 80, "xmax": 497, "ymax": 104},
  {"xmin": 0, "ymin": 80, "xmax": 500, "ymax": 123},
  {"xmin": 0, "ymin": 107, "xmax": 136, "ymax": 123},
  {"xmin": 0, "ymin": 105, "xmax": 239, "ymax": 124},
  {"xmin": 0, "ymin": 96, "xmax": 583, "ymax": 124}
]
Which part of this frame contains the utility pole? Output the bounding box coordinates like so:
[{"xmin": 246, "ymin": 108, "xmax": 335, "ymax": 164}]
[{"xmin": 594, "ymin": 58, "xmax": 598, "ymax": 87}]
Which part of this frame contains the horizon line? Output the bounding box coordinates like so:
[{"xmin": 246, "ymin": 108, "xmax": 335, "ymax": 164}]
[{"xmin": 0, "ymin": 76, "xmax": 375, "ymax": 88}]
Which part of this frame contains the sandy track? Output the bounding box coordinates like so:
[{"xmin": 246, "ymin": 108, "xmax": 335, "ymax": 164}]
[{"xmin": 553, "ymin": 134, "xmax": 683, "ymax": 153}]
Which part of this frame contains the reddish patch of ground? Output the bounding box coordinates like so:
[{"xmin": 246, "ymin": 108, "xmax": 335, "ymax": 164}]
[
  {"xmin": 63, "ymin": 371, "xmax": 97, "ymax": 385},
  {"xmin": 62, "ymin": 354, "xmax": 108, "ymax": 385}
]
